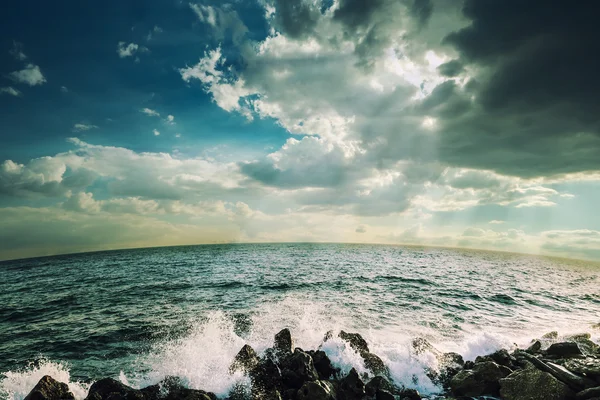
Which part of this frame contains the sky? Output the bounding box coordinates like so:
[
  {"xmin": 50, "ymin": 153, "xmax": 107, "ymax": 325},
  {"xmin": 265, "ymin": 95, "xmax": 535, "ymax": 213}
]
[{"xmin": 1, "ymin": 0, "xmax": 600, "ymax": 261}]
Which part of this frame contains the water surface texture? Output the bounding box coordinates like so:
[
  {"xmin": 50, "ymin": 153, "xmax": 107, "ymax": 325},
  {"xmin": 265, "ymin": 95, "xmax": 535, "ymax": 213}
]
[{"xmin": 1, "ymin": 244, "xmax": 599, "ymax": 399}]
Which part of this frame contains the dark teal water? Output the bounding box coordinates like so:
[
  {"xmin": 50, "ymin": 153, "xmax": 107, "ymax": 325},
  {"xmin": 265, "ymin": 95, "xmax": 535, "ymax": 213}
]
[{"xmin": 1, "ymin": 244, "xmax": 599, "ymax": 399}]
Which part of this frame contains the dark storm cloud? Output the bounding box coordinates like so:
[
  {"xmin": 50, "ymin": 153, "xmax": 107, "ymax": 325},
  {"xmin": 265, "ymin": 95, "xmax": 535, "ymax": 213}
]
[
  {"xmin": 437, "ymin": 60, "xmax": 463, "ymax": 77},
  {"xmin": 273, "ymin": 0, "xmax": 321, "ymax": 39},
  {"xmin": 432, "ymin": 0, "xmax": 600, "ymax": 177},
  {"xmin": 408, "ymin": 0, "xmax": 433, "ymax": 28}
]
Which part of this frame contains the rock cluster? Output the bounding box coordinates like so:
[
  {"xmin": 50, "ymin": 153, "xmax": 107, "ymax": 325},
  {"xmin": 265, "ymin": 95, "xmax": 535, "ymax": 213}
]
[{"xmin": 20, "ymin": 329, "xmax": 600, "ymax": 400}]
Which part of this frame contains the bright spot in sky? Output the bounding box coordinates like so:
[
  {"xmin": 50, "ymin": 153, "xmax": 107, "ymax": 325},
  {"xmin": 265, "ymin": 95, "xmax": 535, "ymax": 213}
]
[
  {"xmin": 422, "ymin": 116, "xmax": 437, "ymax": 129},
  {"xmin": 153, "ymin": 129, "xmax": 160, "ymax": 136}
]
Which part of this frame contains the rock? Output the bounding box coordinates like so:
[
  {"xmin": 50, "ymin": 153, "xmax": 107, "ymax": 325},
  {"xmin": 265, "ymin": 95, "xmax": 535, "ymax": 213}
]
[
  {"xmin": 577, "ymin": 387, "xmax": 600, "ymax": 400},
  {"xmin": 500, "ymin": 368, "xmax": 574, "ymax": 400},
  {"xmin": 440, "ymin": 352, "xmax": 464, "ymax": 367},
  {"xmin": 488, "ymin": 348, "xmax": 515, "ymax": 368},
  {"xmin": 375, "ymin": 389, "xmax": 395, "ymax": 400},
  {"xmin": 411, "ymin": 338, "xmax": 440, "ymax": 356},
  {"xmin": 547, "ymin": 342, "xmax": 584, "ymax": 358},
  {"xmin": 250, "ymin": 357, "xmax": 282, "ymax": 392},
  {"xmin": 397, "ymin": 388, "xmax": 422, "ymax": 400},
  {"xmin": 564, "ymin": 358, "xmax": 600, "ymax": 379},
  {"xmin": 85, "ymin": 378, "xmax": 146, "ymax": 400},
  {"xmin": 337, "ymin": 368, "xmax": 365, "ymax": 400},
  {"xmin": 281, "ymin": 349, "xmax": 319, "ymax": 389},
  {"xmin": 339, "ymin": 331, "xmax": 370, "ymax": 354},
  {"xmin": 517, "ymin": 350, "xmax": 591, "ymax": 391},
  {"xmin": 306, "ymin": 350, "xmax": 337, "ymax": 380},
  {"xmin": 365, "ymin": 376, "xmax": 395, "ymax": 396},
  {"xmin": 253, "ymin": 389, "xmax": 282, "ymax": 400},
  {"xmin": 527, "ymin": 340, "xmax": 543, "ymax": 354},
  {"xmin": 543, "ymin": 331, "xmax": 559, "ymax": 340},
  {"xmin": 274, "ymin": 329, "xmax": 294, "ymax": 357},
  {"xmin": 24, "ymin": 376, "xmax": 75, "ymax": 400},
  {"xmin": 363, "ymin": 352, "xmax": 389, "ymax": 377},
  {"xmin": 296, "ymin": 381, "xmax": 336, "ymax": 400},
  {"xmin": 231, "ymin": 344, "xmax": 260, "ymax": 374},
  {"xmin": 449, "ymin": 361, "xmax": 511, "ymax": 397},
  {"xmin": 567, "ymin": 333, "xmax": 592, "ymax": 341}
]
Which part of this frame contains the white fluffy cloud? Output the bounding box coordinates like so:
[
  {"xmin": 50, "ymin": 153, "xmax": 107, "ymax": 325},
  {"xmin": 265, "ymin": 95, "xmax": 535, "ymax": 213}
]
[
  {"xmin": 9, "ymin": 64, "xmax": 46, "ymax": 86},
  {"xmin": 117, "ymin": 42, "xmax": 140, "ymax": 58},
  {"xmin": 73, "ymin": 123, "xmax": 98, "ymax": 132},
  {"xmin": 0, "ymin": 87, "xmax": 22, "ymax": 97},
  {"xmin": 141, "ymin": 108, "xmax": 160, "ymax": 117}
]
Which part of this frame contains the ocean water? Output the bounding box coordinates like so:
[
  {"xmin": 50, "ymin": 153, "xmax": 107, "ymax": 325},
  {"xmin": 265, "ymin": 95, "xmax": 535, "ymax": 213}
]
[{"xmin": 1, "ymin": 243, "xmax": 599, "ymax": 399}]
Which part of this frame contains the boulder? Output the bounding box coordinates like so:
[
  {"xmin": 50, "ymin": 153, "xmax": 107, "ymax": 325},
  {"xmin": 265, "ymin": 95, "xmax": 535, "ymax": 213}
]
[
  {"xmin": 411, "ymin": 338, "xmax": 440, "ymax": 356},
  {"xmin": 500, "ymin": 368, "xmax": 574, "ymax": 400},
  {"xmin": 250, "ymin": 358, "xmax": 282, "ymax": 392},
  {"xmin": 365, "ymin": 376, "xmax": 395, "ymax": 396},
  {"xmin": 337, "ymin": 368, "xmax": 365, "ymax": 400},
  {"xmin": 527, "ymin": 340, "xmax": 543, "ymax": 354},
  {"xmin": 449, "ymin": 361, "xmax": 511, "ymax": 397},
  {"xmin": 375, "ymin": 389, "xmax": 395, "ymax": 400},
  {"xmin": 296, "ymin": 381, "xmax": 336, "ymax": 400},
  {"xmin": 516, "ymin": 351, "xmax": 591, "ymax": 391},
  {"xmin": 564, "ymin": 358, "xmax": 600, "ymax": 379},
  {"xmin": 362, "ymin": 352, "xmax": 389, "ymax": 377},
  {"xmin": 230, "ymin": 344, "xmax": 260, "ymax": 374},
  {"xmin": 577, "ymin": 386, "xmax": 600, "ymax": 400},
  {"xmin": 543, "ymin": 331, "xmax": 559, "ymax": 340},
  {"xmin": 85, "ymin": 378, "xmax": 146, "ymax": 400},
  {"xmin": 339, "ymin": 331, "xmax": 370, "ymax": 354},
  {"xmin": 274, "ymin": 329, "xmax": 294, "ymax": 358},
  {"xmin": 281, "ymin": 349, "xmax": 319, "ymax": 389},
  {"xmin": 306, "ymin": 350, "xmax": 337, "ymax": 380},
  {"xmin": 547, "ymin": 342, "xmax": 583, "ymax": 358},
  {"xmin": 24, "ymin": 376, "xmax": 75, "ymax": 400}
]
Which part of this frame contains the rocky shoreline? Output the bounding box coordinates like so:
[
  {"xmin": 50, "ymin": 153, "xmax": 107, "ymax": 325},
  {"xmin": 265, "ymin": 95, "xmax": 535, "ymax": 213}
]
[{"xmin": 19, "ymin": 328, "xmax": 600, "ymax": 400}]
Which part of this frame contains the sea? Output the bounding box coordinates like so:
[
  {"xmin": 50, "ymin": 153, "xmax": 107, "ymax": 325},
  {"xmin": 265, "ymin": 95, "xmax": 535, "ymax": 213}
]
[{"xmin": 1, "ymin": 243, "xmax": 599, "ymax": 399}]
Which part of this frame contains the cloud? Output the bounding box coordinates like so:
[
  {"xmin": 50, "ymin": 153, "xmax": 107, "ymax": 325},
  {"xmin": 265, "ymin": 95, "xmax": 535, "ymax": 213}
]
[
  {"xmin": 189, "ymin": 3, "xmax": 248, "ymax": 43},
  {"xmin": 166, "ymin": 115, "xmax": 175, "ymax": 125},
  {"xmin": 153, "ymin": 129, "xmax": 160, "ymax": 136},
  {"xmin": 117, "ymin": 42, "xmax": 139, "ymax": 58},
  {"xmin": 60, "ymin": 86, "xmax": 69, "ymax": 93},
  {"xmin": 73, "ymin": 123, "xmax": 98, "ymax": 132},
  {"xmin": 9, "ymin": 41, "xmax": 27, "ymax": 61},
  {"xmin": 146, "ymin": 25, "xmax": 163, "ymax": 41},
  {"xmin": 8, "ymin": 64, "xmax": 46, "ymax": 86},
  {"xmin": 141, "ymin": 108, "xmax": 160, "ymax": 117},
  {"xmin": 355, "ymin": 225, "xmax": 366, "ymax": 233},
  {"xmin": 0, "ymin": 87, "xmax": 22, "ymax": 97}
]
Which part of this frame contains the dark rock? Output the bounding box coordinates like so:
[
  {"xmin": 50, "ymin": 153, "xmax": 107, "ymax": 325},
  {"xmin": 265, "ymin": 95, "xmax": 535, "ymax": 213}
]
[
  {"xmin": 362, "ymin": 352, "xmax": 389, "ymax": 377},
  {"xmin": 252, "ymin": 389, "xmax": 282, "ymax": 400},
  {"xmin": 274, "ymin": 329, "xmax": 294, "ymax": 358},
  {"xmin": 281, "ymin": 349, "xmax": 319, "ymax": 389},
  {"xmin": 296, "ymin": 381, "xmax": 336, "ymax": 400},
  {"xmin": 24, "ymin": 376, "xmax": 75, "ymax": 400},
  {"xmin": 375, "ymin": 389, "xmax": 395, "ymax": 400},
  {"xmin": 440, "ymin": 352, "xmax": 464, "ymax": 367},
  {"xmin": 488, "ymin": 348, "xmax": 515, "ymax": 368},
  {"xmin": 365, "ymin": 376, "xmax": 395, "ymax": 396},
  {"xmin": 250, "ymin": 358, "xmax": 282, "ymax": 392},
  {"xmin": 463, "ymin": 360, "xmax": 475, "ymax": 370},
  {"xmin": 339, "ymin": 331, "xmax": 370, "ymax": 354},
  {"xmin": 338, "ymin": 368, "xmax": 365, "ymax": 400},
  {"xmin": 306, "ymin": 350, "xmax": 337, "ymax": 380},
  {"xmin": 547, "ymin": 342, "xmax": 584, "ymax": 358},
  {"xmin": 230, "ymin": 345, "xmax": 260, "ymax": 374},
  {"xmin": 85, "ymin": 378, "xmax": 146, "ymax": 400},
  {"xmin": 500, "ymin": 368, "xmax": 574, "ymax": 400},
  {"xmin": 527, "ymin": 340, "xmax": 543, "ymax": 354},
  {"xmin": 577, "ymin": 387, "xmax": 600, "ymax": 400},
  {"xmin": 449, "ymin": 361, "xmax": 511, "ymax": 397},
  {"xmin": 517, "ymin": 350, "xmax": 591, "ymax": 391},
  {"xmin": 564, "ymin": 358, "xmax": 600, "ymax": 379},
  {"xmin": 397, "ymin": 388, "xmax": 422, "ymax": 400},
  {"xmin": 281, "ymin": 388, "xmax": 296, "ymax": 400},
  {"xmin": 411, "ymin": 338, "xmax": 440, "ymax": 356}
]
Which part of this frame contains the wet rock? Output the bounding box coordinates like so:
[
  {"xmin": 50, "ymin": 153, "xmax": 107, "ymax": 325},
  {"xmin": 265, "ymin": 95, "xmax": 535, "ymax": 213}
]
[
  {"xmin": 440, "ymin": 352, "xmax": 464, "ymax": 367},
  {"xmin": 500, "ymin": 368, "xmax": 574, "ymax": 400},
  {"xmin": 296, "ymin": 380, "xmax": 336, "ymax": 400},
  {"xmin": 577, "ymin": 386, "xmax": 600, "ymax": 400},
  {"xmin": 411, "ymin": 338, "xmax": 440, "ymax": 356},
  {"xmin": 230, "ymin": 345, "xmax": 260, "ymax": 374},
  {"xmin": 337, "ymin": 368, "xmax": 366, "ymax": 400},
  {"xmin": 365, "ymin": 376, "xmax": 395, "ymax": 396},
  {"xmin": 527, "ymin": 340, "xmax": 543, "ymax": 354},
  {"xmin": 281, "ymin": 349, "xmax": 319, "ymax": 389},
  {"xmin": 567, "ymin": 333, "xmax": 592, "ymax": 341},
  {"xmin": 397, "ymin": 388, "xmax": 422, "ymax": 400},
  {"xmin": 85, "ymin": 378, "xmax": 145, "ymax": 400},
  {"xmin": 488, "ymin": 349, "xmax": 516, "ymax": 368},
  {"xmin": 449, "ymin": 361, "xmax": 511, "ymax": 397},
  {"xmin": 24, "ymin": 376, "xmax": 75, "ymax": 400},
  {"xmin": 274, "ymin": 329, "xmax": 294, "ymax": 358},
  {"xmin": 375, "ymin": 389, "xmax": 395, "ymax": 400},
  {"xmin": 339, "ymin": 331, "xmax": 370, "ymax": 354},
  {"xmin": 543, "ymin": 331, "xmax": 559, "ymax": 340},
  {"xmin": 306, "ymin": 350, "xmax": 337, "ymax": 380},
  {"xmin": 363, "ymin": 352, "xmax": 389, "ymax": 377},
  {"xmin": 516, "ymin": 350, "xmax": 591, "ymax": 391},
  {"xmin": 564, "ymin": 358, "xmax": 600, "ymax": 379},
  {"xmin": 547, "ymin": 342, "xmax": 584, "ymax": 358},
  {"xmin": 253, "ymin": 389, "xmax": 282, "ymax": 400},
  {"xmin": 250, "ymin": 358, "xmax": 282, "ymax": 392}
]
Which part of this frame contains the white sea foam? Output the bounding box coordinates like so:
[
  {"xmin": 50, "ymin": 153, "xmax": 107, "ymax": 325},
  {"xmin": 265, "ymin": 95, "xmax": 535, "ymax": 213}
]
[{"xmin": 0, "ymin": 359, "xmax": 89, "ymax": 400}]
